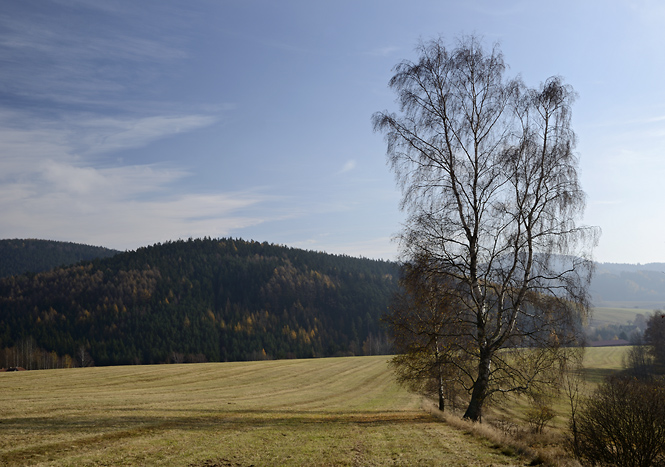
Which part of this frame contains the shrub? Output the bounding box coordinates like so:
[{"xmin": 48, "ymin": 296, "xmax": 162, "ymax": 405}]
[
  {"xmin": 574, "ymin": 376, "xmax": 665, "ymax": 467},
  {"xmin": 525, "ymin": 402, "xmax": 556, "ymax": 434},
  {"xmin": 645, "ymin": 311, "xmax": 665, "ymax": 374}
]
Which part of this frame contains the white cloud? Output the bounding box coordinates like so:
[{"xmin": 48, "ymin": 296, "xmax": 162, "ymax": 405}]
[
  {"xmin": 0, "ymin": 149, "xmax": 276, "ymax": 250},
  {"xmin": 292, "ymin": 235, "xmax": 397, "ymax": 261},
  {"xmin": 0, "ymin": 108, "xmax": 277, "ymax": 250},
  {"xmin": 0, "ymin": 110, "xmax": 217, "ymax": 180},
  {"xmin": 37, "ymin": 160, "xmax": 187, "ymax": 197},
  {"xmin": 0, "ymin": 184, "xmax": 272, "ymax": 250},
  {"xmin": 338, "ymin": 159, "xmax": 357, "ymax": 174},
  {"xmin": 0, "ymin": 3, "xmax": 287, "ymax": 249}
]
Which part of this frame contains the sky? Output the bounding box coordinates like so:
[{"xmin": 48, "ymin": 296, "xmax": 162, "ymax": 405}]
[{"xmin": 1, "ymin": 0, "xmax": 664, "ymax": 264}]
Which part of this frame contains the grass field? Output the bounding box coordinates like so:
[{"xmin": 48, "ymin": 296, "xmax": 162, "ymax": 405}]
[
  {"xmin": 590, "ymin": 307, "xmax": 643, "ymax": 327},
  {"xmin": 1, "ymin": 356, "xmax": 527, "ymax": 466},
  {"xmin": 579, "ymin": 345, "xmax": 628, "ymax": 384},
  {"xmin": 487, "ymin": 345, "xmax": 629, "ymax": 438},
  {"xmin": 0, "ymin": 347, "xmax": 631, "ymax": 466}
]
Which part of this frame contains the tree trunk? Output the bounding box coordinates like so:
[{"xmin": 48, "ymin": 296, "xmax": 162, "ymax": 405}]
[
  {"xmin": 438, "ymin": 373, "xmax": 445, "ymax": 412},
  {"xmin": 463, "ymin": 351, "xmax": 491, "ymax": 421}
]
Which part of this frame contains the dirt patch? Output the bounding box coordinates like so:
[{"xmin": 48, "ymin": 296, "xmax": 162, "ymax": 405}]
[{"xmin": 191, "ymin": 458, "xmax": 254, "ymax": 467}]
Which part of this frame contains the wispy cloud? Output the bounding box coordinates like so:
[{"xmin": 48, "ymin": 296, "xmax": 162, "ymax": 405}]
[
  {"xmin": 0, "ymin": 1, "xmax": 188, "ymax": 110},
  {"xmin": 72, "ymin": 114, "xmax": 218, "ymax": 155},
  {"xmin": 293, "ymin": 235, "xmax": 397, "ymax": 261},
  {"xmin": 0, "ymin": 183, "xmax": 273, "ymax": 250},
  {"xmin": 366, "ymin": 46, "xmax": 402, "ymax": 57},
  {"xmin": 0, "ymin": 2, "xmax": 298, "ymax": 250},
  {"xmin": 0, "ymin": 114, "xmax": 276, "ymax": 249},
  {"xmin": 337, "ymin": 159, "xmax": 357, "ymax": 174},
  {"xmin": 0, "ymin": 110, "xmax": 217, "ymax": 173},
  {"xmin": 0, "ymin": 108, "xmax": 271, "ymax": 250}
]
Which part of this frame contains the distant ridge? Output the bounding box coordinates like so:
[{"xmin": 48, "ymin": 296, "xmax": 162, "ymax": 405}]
[
  {"xmin": 0, "ymin": 239, "xmax": 120, "ymax": 278},
  {"xmin": 590, "ymin": 262, "xmax": 665, "ymax": 309},
  {"xmin": 3, "ymin": 238, "xmax": 663, "ymax": 309},
  {"xmin": 2, "ymin": 238, "xmax": 664, "ymax": 368},
  {"xmin": 596, "ymin": 262, "xmax": 665, "ymax": 274}
]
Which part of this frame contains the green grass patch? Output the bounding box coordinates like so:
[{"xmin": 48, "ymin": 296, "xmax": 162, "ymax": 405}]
[
  {"xmin": 590, "ymin": 307, "xmax": 644, "ymax": 326},
  {"xmin": 487, "ymin": 345, "xmax": 631, "ymax": 435},
  {"xmin": 581, "ymin": 346, "xmax": 629, "ymax": 383}
]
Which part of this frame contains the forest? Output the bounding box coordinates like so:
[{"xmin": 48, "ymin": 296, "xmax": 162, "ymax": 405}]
[
  {"xmin": 0, "ymin": 239, "xmax": 119, "ymax": 278},
  {"xmin": 0, "ymin": 238, "xmax": 398, "ymax": 367}
]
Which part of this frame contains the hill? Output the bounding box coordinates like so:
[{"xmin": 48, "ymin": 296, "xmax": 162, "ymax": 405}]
[
  {"xmin": 589, "ymin": 262, "xmax": 665, "ymax": 309},
  {"xmin": 0, "ymin": 238, "xmax": 398, "ymax": 366},
  {"xmin": 0, "ymin": 239, "xmax": 119, "ymax": 278},
  {"xmin": 4, "ymin": 240, "xmax": 663, "ymax": 313},
  {"xmin": 3, "ymin": 239, "xmax": 663, "ymax": 366}
]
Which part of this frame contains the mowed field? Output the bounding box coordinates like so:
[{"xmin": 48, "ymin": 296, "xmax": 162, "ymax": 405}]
[
  {"xmin": 590, "ymin": 306, "xmax": 644, "ymax": 327},
  {"xmin": 580, "ymin": 345, "xmax": 628, "ymax": 384},
  {"xmin": 1, "ymin": 356, "xmax": 526, "ymax": 467},
  {"xmin": 490, "ymin": 346, "xmax": 629, "ymax": 433}
]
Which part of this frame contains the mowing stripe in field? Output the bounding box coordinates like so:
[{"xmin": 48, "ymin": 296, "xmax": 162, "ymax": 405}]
[{"xmin": 1, "ymin": 356, "xmax": 522, "ymax": 466}]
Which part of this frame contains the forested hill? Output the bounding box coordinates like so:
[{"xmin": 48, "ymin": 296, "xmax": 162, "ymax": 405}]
[
  {"xmin": 0, "ymin": 238, "xmax": 398, "ymax": 366},
  {"xmin": 0, "ymin": 239, "xmax": 119, "ymax": 278},
  {"xmin": 590, "ymin": 262, "xmax": 665, "ymax": 308}
]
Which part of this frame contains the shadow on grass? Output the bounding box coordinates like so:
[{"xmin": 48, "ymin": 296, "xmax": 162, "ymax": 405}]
[
  {"xmin": 581, "ymin": 367, "xmax": 617, "ymax": 384},
  {"xmin": 0, "ymin": 409, "xmax": 434, "ymax": 466}
]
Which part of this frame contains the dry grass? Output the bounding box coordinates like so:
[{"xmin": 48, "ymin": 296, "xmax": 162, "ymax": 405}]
[
  {"xmin": 1, "ymin": 356, "xmax": 523, "ymax": 466},
  {"xmin": 472, "ymin": 346, "xmax": 631, "ymax": 466},
  {"xmin": 0, "ymin": 348, "xmax": 629, "ymax": 466}
]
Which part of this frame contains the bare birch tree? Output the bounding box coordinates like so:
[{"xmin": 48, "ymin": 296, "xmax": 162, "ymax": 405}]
[{"xmin": 374, "ymin": 36, "xmax": 598, "ymax": 421}]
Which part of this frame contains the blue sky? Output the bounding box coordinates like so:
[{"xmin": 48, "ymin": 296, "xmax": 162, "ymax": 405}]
[{"xmin": 1, "ymin": 0, "xmax": 664, "ymax": 264}]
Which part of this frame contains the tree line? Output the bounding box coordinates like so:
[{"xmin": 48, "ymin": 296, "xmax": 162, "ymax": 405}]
[{"xmin": 0, "ymin": 238, "xmax": 398, "ymax": 366}]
